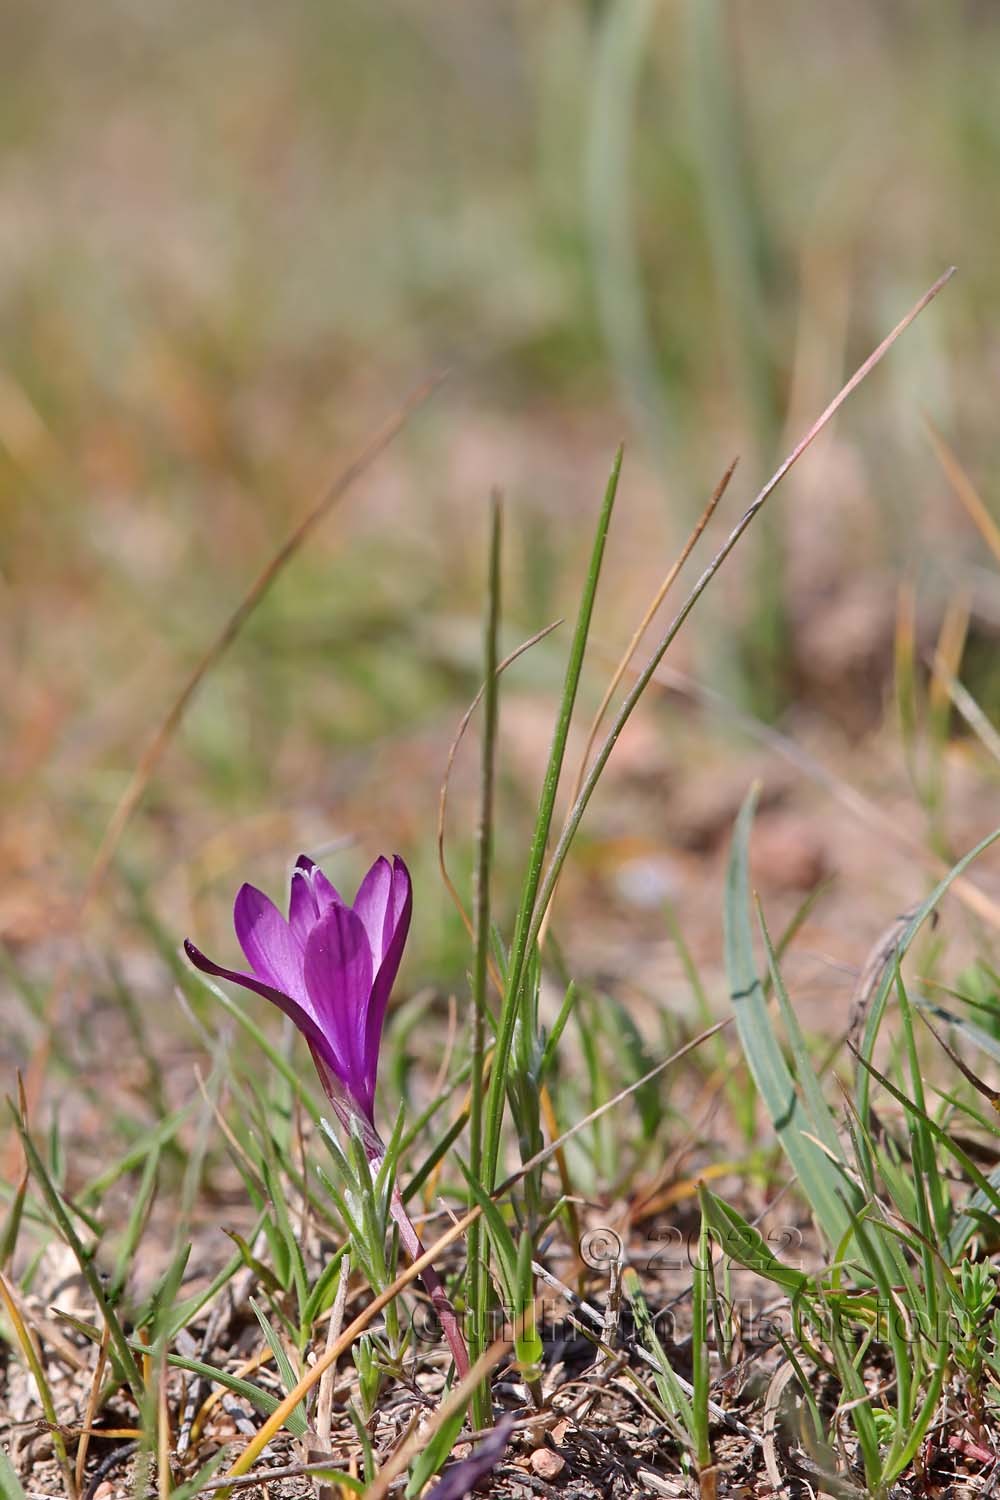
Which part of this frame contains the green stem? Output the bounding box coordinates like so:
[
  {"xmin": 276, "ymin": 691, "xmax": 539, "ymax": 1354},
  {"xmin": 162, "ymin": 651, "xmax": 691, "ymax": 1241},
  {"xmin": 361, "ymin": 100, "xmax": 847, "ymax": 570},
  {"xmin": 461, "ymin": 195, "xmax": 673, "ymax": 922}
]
[{"xmin": 468, "ymin": 495, "xmax": 502, "ymax": 1427}]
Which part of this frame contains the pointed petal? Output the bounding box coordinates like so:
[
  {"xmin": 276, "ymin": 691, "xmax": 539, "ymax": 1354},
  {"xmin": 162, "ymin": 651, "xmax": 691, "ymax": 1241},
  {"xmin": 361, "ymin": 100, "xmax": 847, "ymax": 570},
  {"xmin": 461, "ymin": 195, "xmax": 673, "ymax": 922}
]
[
  {"xmin": 289, "ymin": 857, "xmax": 343, "ymax": 941},
  {"xmin": 183, "ymin": 938, "xmax": 347, "ymax": 1079},
  {"xmin": 234, "ymin": 884, "xmax": 306, "ymax": 999},
  {"xmin": 304, "ymin": 905, "xmax": 375, "ymax": 1115},
  {"xmin": 352, "ymin": 856, "xmax": 394, "ymax": 968},
  {"xmin": 388, "ymin": 855, "xmax": 412, "ymax": 938},
  {"xmin": 289, "ymin": 862, "xmax": 320, "ymax": 940},
  {"xmin": 363, "ymin": 856, "xmax": 412, "ymax": 1087}
]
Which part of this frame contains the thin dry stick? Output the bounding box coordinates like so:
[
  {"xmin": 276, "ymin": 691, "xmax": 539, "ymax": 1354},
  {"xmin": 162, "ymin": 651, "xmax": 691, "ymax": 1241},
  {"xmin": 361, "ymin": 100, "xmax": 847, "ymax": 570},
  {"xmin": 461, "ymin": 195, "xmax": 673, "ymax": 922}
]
[
  {"xmin": 87, "ymin": 376, "xmax": 441, "ymax": 910},
  {"xmin": 74, "ymin": 1325, "xmax": 110, "ymax": 1494},
  {"xmin": 647, "ymin": 659, "xmax": 1000, "ymax": 930},
  {"xmin": 223, "ymin": 1017, "xmax": 729, "ymax": 1481},
  {"xmin": 527, "ymin": 268, "xmax": 958, "ymax": 948},
  {"xmin": 0, "ymin": 1271, "xmax": 77, "ymax": 1499},
  {"xmin": 927, "ymin": 590, "xmax": 970, "ymax": 722},
  {"xmin": 11, "ymin": 379, "xmax": 440, "ymax": 1170},
  {"xmin": 437, "ymin": 618, "xmax": 563, "ymax": 944},
  {"xmin": 156, "ymin": 1351, "xmax": 172, "ymax": 1500},
  {"xmin": 361, "ymin": 1336, "xmax": 513, "ymax": 1500},
  {"xmin": 931, "ymin": 651, "xmax": 1000, "ymax": 766},
  {"xmin": 538, "ymin": 456, "xmax": 738, "ymax": 946},
  {"xmin": 315, "ymin": 1254, "xmax": 350, "ymax": 1457},
  {"xmin": 925, "ymin": 415, "xmax": 1000, "ymax": 567}
]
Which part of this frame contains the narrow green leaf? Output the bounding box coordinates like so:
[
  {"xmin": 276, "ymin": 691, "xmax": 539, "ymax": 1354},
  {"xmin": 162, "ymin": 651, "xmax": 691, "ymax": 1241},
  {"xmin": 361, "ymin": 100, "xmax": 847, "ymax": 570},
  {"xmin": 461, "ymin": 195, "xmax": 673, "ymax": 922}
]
[
  {"xmin": 58, "ymin": 1313, "xmax": 288, "ymax": 1422},
  {"xmin": 457, "ymin": 1161, "xmax": 518, "ymax": 1305},
  {"xmin": 249, "ymin": 1298, "xmax": 307, "ymax": 1437},
  {"xmin": 0, "ymin": 1173, "xmax": 28, "ymax": 1272},
  {"xmin": 405, "ymin": 1401, "xmax": 467, "ymax": 1497},
  {"xmin": 622, "ymin": 1266, "xmax": 692, "ymax": 1435},
  {"xmin": 724, "ymin": 789, "xmax": 854, "ymax": 1246},
  {"xmin": 165, "ymin": 1447, "xmax": 228, "ymax": 1500},
  {"xmin": 756, "ymin": 898, "xmax": 843, "ymax": 1164},
  {"xmin": 699, "ymin": 1186, "xmax": 810, "ymax": 1296},
  {"xmin": 483, "ymin": 447, "xmax": 623, "ymax": 1192},
  {"xmin": 855, "ymin": 823, "xmax": 1000, "ymax": 1121},
  {"xmin": 9, "ymin": 1102, "xmax": 143, "ymax": 1401},
  {"xmin": 0, "ymin": 1444, "xmax": 28, "ymax": 1500},
  {"xmin": 222, "ymin": 1230, "xmax": 284, "ymax": 1297},
  {"xmin": 109, "ymin": 1145, "xmax": 159, "ymax": 1300},
  {"xmin": 539, "ymin": 981, "xmax": 581, "ymax": 1081}
]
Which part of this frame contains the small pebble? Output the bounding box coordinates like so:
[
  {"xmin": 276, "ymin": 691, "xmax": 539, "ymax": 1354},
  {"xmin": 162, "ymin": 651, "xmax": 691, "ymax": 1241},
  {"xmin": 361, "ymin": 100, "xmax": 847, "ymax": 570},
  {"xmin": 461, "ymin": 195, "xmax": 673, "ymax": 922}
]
[
  {"xmin": 530, "ymin": 1448, "xmax": 565, "ymax": 1480},
  {"xmin": 92, "ymin": 1482, "xmax": 115, "ymax": 1500}
]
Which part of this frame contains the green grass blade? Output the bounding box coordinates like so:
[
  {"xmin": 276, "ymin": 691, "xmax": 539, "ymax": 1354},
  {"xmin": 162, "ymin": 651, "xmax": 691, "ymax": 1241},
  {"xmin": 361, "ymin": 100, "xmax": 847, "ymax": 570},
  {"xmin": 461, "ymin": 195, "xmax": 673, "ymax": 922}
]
[
  {"xmin": 690, "ymin": 1211, "xmax": 711, "ymax": 1475},
  {"xmin": 698, "ymin": 1186, "xmax": 811, "ymax": 1296},
  {"xmin": 0, "ymin": 1444, "xmax": 28, "ymax": 1500},
  {"xmin": 724, "ymin": 788, "xmax": 854, "ymax": 1246},
  {"xmin": 483, "ymin": 446, "xmax": 622, "ymax": 1191},
  {"xmin": 852, "ymin": 1045, "xmax": 1000, "ymax": 1235},
  {"xmin": 756, "ymin": 898, "xmax": 844, "ymax": 1163},
  {"xmin": 468, "ymin": 495, "xmax": 502, "ymax": 1426},
  {"xmin": 249, "ymin": 1298, "xmax": 308, "ymax": 1437},
  {"xmin": 9, "ymin": 1102, "xmax": 143, "ymax": 1402},
  {"xmin": 405, "ymin": 1401, "xmax": 468, "ymax": 1498},
  {"xmin": 855, "ymin": 823, "xmax": 1000, "ymax": 1122},
  {"xmin": 109, "ymin": 1145, "xmax": 159, "ymax": 1301}
]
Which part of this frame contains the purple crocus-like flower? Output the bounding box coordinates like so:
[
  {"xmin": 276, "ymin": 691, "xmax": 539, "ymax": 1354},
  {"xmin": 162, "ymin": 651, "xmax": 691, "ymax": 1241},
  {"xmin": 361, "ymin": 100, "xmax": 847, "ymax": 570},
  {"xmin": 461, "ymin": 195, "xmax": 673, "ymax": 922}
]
[
  {"xmin": 184, "ymin": 853, "xmax": 411, "ymax": 1125},
  {"xmin": 184, "ymin": 851, "xmax": 471, "ymax": 1378}
]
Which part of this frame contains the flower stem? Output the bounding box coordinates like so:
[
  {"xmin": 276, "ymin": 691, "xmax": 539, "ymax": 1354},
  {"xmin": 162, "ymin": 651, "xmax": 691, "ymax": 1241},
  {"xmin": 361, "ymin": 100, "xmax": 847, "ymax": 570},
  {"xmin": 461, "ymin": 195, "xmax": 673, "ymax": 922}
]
[{"xmin": 388, "ymin": 1184, "xmax": 470, "ymax": 1379}]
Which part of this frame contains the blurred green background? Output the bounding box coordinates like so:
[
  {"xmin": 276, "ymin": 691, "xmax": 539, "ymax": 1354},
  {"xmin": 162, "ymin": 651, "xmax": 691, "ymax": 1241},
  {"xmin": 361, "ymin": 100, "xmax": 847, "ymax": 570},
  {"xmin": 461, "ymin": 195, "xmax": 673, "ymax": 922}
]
[{"xmin": 2, "ymin": 0, "xmax": 998, "ymax": 986}]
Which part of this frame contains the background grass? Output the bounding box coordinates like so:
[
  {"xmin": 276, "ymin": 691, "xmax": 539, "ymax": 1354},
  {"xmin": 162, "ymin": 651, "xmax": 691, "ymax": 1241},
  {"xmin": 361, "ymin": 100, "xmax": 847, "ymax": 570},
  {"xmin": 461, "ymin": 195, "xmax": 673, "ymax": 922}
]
[
  {"xmin": 4, "ymin": 3, "xmax": 1000, "ymax": 1495},
  {"xmin": 3, "ymin": 1, "xmax": 998, "ymax": 968}
]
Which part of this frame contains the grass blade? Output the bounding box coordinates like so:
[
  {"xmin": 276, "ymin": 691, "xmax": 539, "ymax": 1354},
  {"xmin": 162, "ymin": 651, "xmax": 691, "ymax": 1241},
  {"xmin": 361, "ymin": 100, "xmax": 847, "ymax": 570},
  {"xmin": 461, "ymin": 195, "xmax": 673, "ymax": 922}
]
[
  {"xmin": 724, "ymin": 788, "xmax": 855, "ymax": 1247},
  {"xmin": 483, "ymin": 446, "xmax": 623, "ymax": 1191}
]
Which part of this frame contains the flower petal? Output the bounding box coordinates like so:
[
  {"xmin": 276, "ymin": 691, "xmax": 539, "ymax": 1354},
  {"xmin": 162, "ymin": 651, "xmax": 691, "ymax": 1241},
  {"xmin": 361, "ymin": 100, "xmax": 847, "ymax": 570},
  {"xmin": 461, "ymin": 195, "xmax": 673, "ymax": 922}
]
[
  {"xmin": 363, "ymin": 856, "xmax": 412, "ymax": 1087},
  {"xmin": 289, "ymin": 856, "xmax": 343, "ymax": 941},
  {"xmin": 352, "ymin": 856, "xmax": 395, "ymax": 968},
  {"xmin": 183, "ymin": 938, "xmax": 347, "ymax": 1079},
  {"xmin": 234, "ymin": 883, "xmax": 305, "ymax": 999},
  {"xmin": 304, "ymin": 905, "xmax": 375, "ymax": 1116}
]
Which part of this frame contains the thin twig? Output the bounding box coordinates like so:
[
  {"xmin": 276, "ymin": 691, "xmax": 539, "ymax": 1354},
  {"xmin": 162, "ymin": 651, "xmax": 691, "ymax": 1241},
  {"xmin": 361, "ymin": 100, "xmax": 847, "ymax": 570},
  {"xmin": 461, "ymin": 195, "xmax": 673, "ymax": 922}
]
[
  {"xmin": 526, "ymin": 268, "xmax": 957, "ymax": 954},
  {"xmin": 925, "ymin": 414, "xmax": 1000, "ymax": 568},
  {"xmin": 539, "ymin": 455, "xmax": 738, "ymax": 945},
  {"xmin": 83, "ymin": 375, "xmax": 443, "ymax": 913},
  {"xmin": 646, "ymin": 659, "xmax": 1000, "ymax": 930},
  {"xmin": 315, "ymin": 1255, "xmax": 350, "ymax": 1455}
]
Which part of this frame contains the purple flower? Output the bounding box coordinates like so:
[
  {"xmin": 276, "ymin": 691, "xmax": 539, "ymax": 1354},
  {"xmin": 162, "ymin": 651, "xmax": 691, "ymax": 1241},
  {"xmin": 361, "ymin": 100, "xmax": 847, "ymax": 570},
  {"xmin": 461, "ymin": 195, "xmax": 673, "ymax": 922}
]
[{"xmin": 184, "ymin": 854, "xmax": 411, "ymax": 1123}]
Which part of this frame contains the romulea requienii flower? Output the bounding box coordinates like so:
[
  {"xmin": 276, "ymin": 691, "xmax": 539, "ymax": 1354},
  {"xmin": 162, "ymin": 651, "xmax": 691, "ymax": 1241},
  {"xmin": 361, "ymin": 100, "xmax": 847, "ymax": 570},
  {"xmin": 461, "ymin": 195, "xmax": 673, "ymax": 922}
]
[
  {"xmin": 185, "ymin": 853, "xmax": 411, "ymax": 1127},
  {"xmin": 185, "ymin": 852, "xmax": 470, "ymax": 1377}
]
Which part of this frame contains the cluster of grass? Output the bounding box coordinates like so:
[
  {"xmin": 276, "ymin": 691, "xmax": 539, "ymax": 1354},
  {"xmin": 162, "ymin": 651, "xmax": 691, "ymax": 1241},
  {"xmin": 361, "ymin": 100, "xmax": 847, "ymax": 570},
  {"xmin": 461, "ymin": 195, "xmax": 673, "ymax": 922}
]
[{"xmin": 6, "ymin": 271, "xmax": 1000, "ymax": 1499}]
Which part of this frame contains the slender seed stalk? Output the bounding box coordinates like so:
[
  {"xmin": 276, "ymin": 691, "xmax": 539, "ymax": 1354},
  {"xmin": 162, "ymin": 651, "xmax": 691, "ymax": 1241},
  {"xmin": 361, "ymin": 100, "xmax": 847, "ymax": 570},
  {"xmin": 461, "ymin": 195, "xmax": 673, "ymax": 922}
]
[{"xmin": 468, "ymin": 495, "xmax": 502, "ymax": 1426}]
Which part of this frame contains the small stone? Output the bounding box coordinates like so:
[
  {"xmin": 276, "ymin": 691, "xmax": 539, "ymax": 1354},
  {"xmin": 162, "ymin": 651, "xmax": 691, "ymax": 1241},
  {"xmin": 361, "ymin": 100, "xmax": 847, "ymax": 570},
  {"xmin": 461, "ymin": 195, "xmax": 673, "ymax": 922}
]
[
  {"xmin": 530, "ymin": 1448, "xmax": 565, "ymax": 1480},
  {"xmin": 92, "ymin": 1483, "xmax": 115, "ymax": 1500}
]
